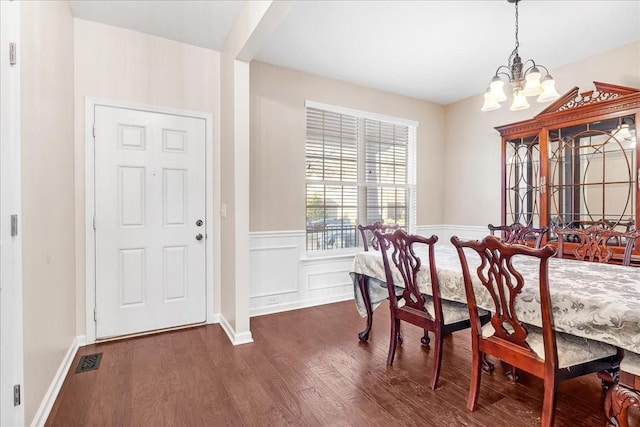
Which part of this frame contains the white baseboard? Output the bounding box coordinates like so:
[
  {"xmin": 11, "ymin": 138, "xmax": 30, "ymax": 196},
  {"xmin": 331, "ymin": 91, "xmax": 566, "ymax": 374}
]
[
  {"xmin": 31, "ymin": 335, "xmax": 86, "ymax": 427},
  {"xmin": 219, "ymin": 314, "xmax": 254, "ymax": 345},
  {"xmin": 206, "ymin": 313, "xmax": 221, "ymax": 325}
]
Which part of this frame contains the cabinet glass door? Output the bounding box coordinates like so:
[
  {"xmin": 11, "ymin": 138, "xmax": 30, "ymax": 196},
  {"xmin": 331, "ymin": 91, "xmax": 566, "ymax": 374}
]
[
  {"xmin": 505, "ymin": 135, "xmax": 541, "ymax": 227},
  {"xmin": 547, "ymin": 114, "xmax": 636, "ymax": 231}
]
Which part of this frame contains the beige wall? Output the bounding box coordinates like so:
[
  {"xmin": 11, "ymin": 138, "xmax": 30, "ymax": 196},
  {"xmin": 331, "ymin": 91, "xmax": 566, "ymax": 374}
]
[
  {"xmin": 21, "ymin": 1, "xmax": 75, "ymax": 423},
  {"xmin": 443, "ymin": 40, "xmax": 640, "ymax": 227},
  {"xmin": 73, "ymin": 19, "xmax": 221, "ymax": 334},
  {"xmin": 250, "ymin": 61, "xmax": 446, "ymax": 232}
]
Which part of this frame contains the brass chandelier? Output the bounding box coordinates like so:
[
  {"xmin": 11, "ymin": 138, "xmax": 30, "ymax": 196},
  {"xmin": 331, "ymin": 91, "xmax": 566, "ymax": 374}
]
[{"xmin": 482, "ymin": 0, "xmax": 560, "ymax": 112}]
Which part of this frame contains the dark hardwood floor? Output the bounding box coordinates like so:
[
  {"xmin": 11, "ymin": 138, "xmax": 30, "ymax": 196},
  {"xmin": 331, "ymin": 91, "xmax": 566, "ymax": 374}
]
[{"xmin": 46, "ymin": 301, "xmax": 636, "ymax": 426}]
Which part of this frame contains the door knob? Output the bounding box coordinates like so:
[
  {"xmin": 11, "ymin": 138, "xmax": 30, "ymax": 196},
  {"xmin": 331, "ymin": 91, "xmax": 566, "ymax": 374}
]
[
  {"xmin": 196, "ymin": 219, "xmax": 203, "ymax": 227},
  {"xmin": 195, "ymin": 233, "xmax": 203, "ymax": 241}
]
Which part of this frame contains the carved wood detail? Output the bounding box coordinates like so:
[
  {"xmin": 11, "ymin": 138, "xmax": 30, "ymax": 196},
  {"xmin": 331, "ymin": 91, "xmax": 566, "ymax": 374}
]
[
  {"xmin": 495, "ymin": 81, "xmax": 640, "ymax": 137},
  {"xmin": 605, "ymin": 384, "xmax": 640, "ymax": 427},
  {"xmin": 557, "ymin": 90, "xmax": 621, "ymax": 111}
]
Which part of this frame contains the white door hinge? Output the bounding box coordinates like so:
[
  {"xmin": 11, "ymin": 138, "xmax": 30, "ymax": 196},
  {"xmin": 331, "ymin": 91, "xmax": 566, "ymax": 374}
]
[
  {"xmin": 93, "ymin": 216, "xmax": 96, "ymax": 230},
  {"xmin": 9, "ymin": 43, "xmax": 16, "ymax": 66},
  {"xmin": 94, "ymin": 308, "xmax": 97, "ymax": 322},
  {"xmin": 13, "ymin": 385, "xmax": 20, "ymax": 406},
  {"xmin": 92, "ymin": 124, "xmax": 96, "ymax": 138}
]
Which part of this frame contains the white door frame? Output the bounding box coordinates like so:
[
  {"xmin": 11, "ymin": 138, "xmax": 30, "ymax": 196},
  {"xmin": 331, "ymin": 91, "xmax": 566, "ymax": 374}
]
[
  {"xmin": 0, "ymin": 1, "xmax": 24, "ymax": 425},
  {"xmin": 85, "ymin": 97, "xmax": 217, "ymax": 344}
]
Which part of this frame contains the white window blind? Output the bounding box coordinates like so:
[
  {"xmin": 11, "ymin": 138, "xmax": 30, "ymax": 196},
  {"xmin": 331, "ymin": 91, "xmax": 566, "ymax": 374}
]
[{"xmin": 305, "ymin": 103, "xmax": 416, "ymax": 252}]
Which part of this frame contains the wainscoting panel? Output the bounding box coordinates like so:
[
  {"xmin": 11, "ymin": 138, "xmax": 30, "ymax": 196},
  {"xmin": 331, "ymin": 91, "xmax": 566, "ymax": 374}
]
[
  {"xmin": 249, "ymin": 244, "xmax": 299, "ymax": 298},
  {"xmin": 306, "ymin": 269, "xmax": 352, "ymax": 290},
  {"xmin": 249, "ymin": 225, "xmax": 487, "ymax": 317}
]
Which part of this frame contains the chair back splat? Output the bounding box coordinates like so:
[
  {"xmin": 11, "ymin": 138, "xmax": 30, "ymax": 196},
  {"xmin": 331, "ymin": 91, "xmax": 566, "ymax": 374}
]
[
  {"xmin": 357, "ymin": 222, "xmax": 399, "ymax": 252},
  {"xmin": 554, "ymin": 225, "xmax": 640, "ymax": 266},
  {"xmin": 451, "ymin": 235, "xmax": 620, "ymax": 427},
  {"xmin": 488, "ymin": 223, "xmax": 548, "ymax": 248}
]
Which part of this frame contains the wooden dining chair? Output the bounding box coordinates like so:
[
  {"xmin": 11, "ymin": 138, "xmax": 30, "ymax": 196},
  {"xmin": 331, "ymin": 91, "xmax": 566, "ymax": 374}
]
[
  {"xmin": 451, "ymin": 235, "xmax": 621, "ymax": 427},
  {"xmin": 355, "ymin": 222, "xmax": 400, "ymax": 342},
  {"xmin": 488, "ymin": 222, "xmax": 549, "ymax": 382},
  {"xmin": 606, "ymin": 352, "xmax": 640, "ymax": 427},
  {"xmin": 375, "ymin": 228, "xmax": 489, "ymax": 389},
  {"xmin": 488, "ymin": 223, "xmax": 548, "ymax": 248},
  {"xmin": 554, "ymin": 225, "xmax": 639, "ymax": 266}
]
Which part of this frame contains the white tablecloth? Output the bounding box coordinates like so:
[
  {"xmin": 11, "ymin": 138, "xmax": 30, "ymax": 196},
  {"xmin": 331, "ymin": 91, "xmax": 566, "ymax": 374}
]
[{"xmin": 351, "ymin": 244, "xmax": 640, "ymax": 353}]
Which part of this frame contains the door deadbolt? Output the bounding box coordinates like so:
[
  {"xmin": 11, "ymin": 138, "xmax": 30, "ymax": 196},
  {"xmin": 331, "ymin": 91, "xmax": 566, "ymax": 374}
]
[
  {"xmin": 195, "ymin": 233, "xmax": 203, "ymax": 241},
  {"xmin": 196, "ymin": 219, "xmax": 203, "ymax": 227}
]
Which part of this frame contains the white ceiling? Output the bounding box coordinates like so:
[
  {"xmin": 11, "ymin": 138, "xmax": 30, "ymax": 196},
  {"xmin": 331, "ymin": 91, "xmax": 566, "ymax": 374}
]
[{"xmin": 69, "ymin": 0, "xmax": 640, "ymax": 105}]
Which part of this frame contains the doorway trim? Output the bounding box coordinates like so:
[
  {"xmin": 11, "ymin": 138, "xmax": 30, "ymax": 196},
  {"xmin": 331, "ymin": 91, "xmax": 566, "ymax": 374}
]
[
  {"xmin": 0, "ymin": 1, "xmax": 23, "ymax": 425},
  {"xmin": 84, "ymin": 97, "xmax": 218, "ymax": 344}
]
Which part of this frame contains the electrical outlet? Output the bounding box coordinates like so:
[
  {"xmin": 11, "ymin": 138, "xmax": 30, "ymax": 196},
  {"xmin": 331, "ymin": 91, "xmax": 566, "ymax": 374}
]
[{"xmin": 267, "ymin": 296, "xmax": 277, "ymax": 305}]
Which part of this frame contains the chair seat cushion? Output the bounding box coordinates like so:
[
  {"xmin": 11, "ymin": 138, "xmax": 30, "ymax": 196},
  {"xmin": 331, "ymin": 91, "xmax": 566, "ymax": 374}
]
[
  {"xmin": 424, "ymin": 296, "xmax": 487, "ymax": 325},
  {"xmin": 621, "ymin": 351, "xmax": 640, "ymax": 376},
  {"xmin": 482, "ymin": 323, "xmax": 617, "ymax": 368}
]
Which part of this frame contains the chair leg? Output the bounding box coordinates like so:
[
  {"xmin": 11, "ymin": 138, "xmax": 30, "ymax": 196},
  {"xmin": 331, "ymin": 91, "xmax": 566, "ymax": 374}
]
[
  {"xmin": 598, "ymin": 368, "xmax": 619, "ymax": 391},
  {"xmin": 467, "ymin": 350, "xmax": 483, "ymax": 411},
  {"xmin": 387, "ymin": 318, "xmax": 400, "ymax": 366},
  {"xmin": 421, "ymin": 330, "xmax": 430, "ymax": 346},
  {"xmin": 481, "ymin": 354, "xmax": 494, "ymax": 373},
  {"xmin": 506, "ymin": 366, "xmax": 519, "ymax": 383},
  {"xmin": 430, "ymin": 333, "xmax": 444, "ymax": 390},
  {"xmin": 357, "ymin": 276, "xmax": 373, "ymax": 342},
  {"xmin": 541, "ymin": 377, "xmax": 559, "ymax": 427}
]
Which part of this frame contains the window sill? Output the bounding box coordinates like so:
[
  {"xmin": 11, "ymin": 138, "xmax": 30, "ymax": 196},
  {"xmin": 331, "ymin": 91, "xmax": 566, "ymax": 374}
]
[{"xmin": 300, "ymin": 248, "xmax": 362, "ymax": 263}]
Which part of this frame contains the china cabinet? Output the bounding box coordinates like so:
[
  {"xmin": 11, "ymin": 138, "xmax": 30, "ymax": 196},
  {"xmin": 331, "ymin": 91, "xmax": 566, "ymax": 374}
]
[{"xmin": 495, "ymin": 82, "xmax": 640, "ymax": 255}]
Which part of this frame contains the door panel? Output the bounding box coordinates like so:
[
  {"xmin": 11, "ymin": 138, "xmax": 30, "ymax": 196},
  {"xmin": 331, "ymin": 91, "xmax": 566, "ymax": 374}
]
[{"xmin": 95, "ymin": 106, "xmax": 206, "ymax": 339}]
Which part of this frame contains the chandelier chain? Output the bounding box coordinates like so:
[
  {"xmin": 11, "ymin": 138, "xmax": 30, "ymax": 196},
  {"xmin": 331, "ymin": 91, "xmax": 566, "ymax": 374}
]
[{"xmin": 509, "ymin": 0, "xmax": 520, "ymax": 65}]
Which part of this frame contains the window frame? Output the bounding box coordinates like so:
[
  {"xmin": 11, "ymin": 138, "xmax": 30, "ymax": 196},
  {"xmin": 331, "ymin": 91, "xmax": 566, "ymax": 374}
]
[{"xmin": 304, "ymin": 100, "xmax": 418, "ymax": 255}]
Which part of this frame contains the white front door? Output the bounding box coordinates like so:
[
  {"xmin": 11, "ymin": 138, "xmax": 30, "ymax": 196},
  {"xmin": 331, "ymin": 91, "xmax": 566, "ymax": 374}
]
[{"xmin": 94, "ymin": 106, "xmax": 206, "ymax": 339}]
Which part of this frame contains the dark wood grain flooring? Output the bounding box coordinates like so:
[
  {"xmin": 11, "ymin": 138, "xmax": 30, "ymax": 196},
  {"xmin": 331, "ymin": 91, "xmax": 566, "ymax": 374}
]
[{"xmin": 46, "ymin": 301, "xmax": 638, "ymax": 426}]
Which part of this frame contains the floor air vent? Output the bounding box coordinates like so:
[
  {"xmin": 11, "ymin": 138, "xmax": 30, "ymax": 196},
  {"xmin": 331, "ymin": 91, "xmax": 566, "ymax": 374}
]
[{"xmin": 75, "ymin": 353, "xmax": 103, "ymax": 373}]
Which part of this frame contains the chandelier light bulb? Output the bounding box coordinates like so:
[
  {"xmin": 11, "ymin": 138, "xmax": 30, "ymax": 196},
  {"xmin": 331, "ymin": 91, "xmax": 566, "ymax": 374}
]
[
  {"xmin": 482, "ymin": 88, "xmax": 502, "ymax": 112},
  {"xmin": 523, "ymin": 67, "xmax": 543, "ymax": 96},
  {"xmin": 510, "ymin": 90, "xmax": 530, "ymax": 111},
  {"xmin": 489, "ymin": 76, "xmax": 507, "ymax": 102},
  {"xmin": 537, "ymin": 75, "xmax": 560, "ymax": 103}
]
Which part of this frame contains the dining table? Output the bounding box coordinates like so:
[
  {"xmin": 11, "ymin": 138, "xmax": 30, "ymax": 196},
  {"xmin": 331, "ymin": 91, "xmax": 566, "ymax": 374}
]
[{"xmin": 350, "ymin": 242, "xmax": 640, "ymax": 354}]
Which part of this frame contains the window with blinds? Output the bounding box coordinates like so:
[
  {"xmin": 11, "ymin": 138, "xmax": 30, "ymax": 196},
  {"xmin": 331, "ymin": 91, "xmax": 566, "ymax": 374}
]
[{"xmin": 305, "ymin": 103, "xmax": 416, "ymax": 252}]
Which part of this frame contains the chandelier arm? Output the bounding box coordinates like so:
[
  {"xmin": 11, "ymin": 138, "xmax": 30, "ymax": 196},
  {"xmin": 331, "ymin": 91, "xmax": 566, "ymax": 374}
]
[
  {"xmin": 494, "ymin": 68, "xmax": 513, "ymax": 81},
  {"xmin": 534, "ymin": 64, "xmax": 552, "ymax": 76},
  {"xmin": 522, "ymin": 61, "xmax": 552, "ymax": 77},
  {"xmin": 521, "ymin": 60, "xmax": 537, "ymax": 76}
]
